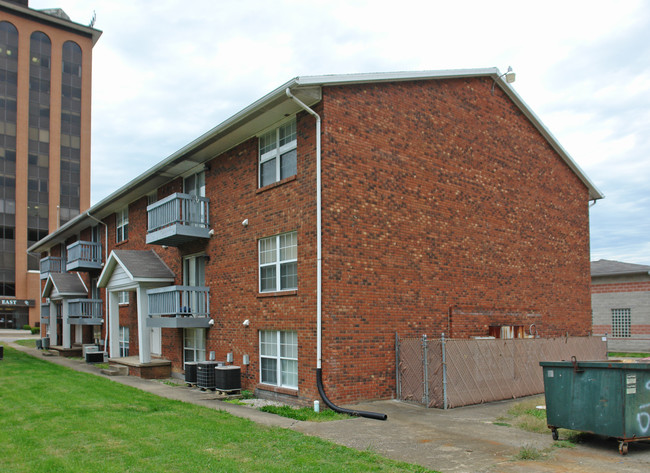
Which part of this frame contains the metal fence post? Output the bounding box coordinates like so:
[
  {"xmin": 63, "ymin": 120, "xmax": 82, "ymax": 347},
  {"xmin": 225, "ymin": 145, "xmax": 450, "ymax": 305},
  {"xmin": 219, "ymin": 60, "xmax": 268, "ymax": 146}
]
[
  {"xmin": 395, "ymin": 332, "xmax": 401, "ymax": 400},
  {"xmin": 442, "ymin": 332, "xmax": 448, "ymax": 410},
  {"xmin": 422, "ymin": 334, "xmax": 429, "ymax": 407}
]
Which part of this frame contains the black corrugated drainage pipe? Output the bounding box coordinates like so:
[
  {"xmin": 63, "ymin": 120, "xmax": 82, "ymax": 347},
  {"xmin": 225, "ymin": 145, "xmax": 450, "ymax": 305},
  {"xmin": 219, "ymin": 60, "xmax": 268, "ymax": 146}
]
[{"xmin": 317, "ymin": 368, "xmax": 388, "ymax": 421}]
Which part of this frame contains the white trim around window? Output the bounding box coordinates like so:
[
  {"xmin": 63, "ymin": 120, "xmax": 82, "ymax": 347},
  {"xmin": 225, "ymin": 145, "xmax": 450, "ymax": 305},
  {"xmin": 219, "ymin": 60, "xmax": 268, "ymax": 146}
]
[
  {"xmin": 259, "ymin": 330, "xmax": 298, "ymax": 389},
  {"xmin": 259, "ymin": 118, "xmax": 297, "ymax": 187},
  {"xmin": 183, "ymin": 328, "xmax": 206, "ymax": 366},
  {"xmin": 116, "ymin": 206, "xmax": 129, "ymax": 243},
  {"xmin": 259, "ymin": 231, "xmax": 297, "ymax": 293},
  {"xmin": 118, "ymin": 291, "xmax": 129, "ymax": 305}
]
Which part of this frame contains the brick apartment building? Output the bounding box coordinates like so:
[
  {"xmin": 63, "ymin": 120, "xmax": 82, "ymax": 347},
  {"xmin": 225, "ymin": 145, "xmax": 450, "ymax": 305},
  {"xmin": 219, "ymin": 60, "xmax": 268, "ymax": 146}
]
[
  {"xmin": 29, "ymin": 69, "xmax": 603, "ymax": 405},
  {"xmin": 0, "ymin": 0, "xmax": 100, "ymax": 329},
  {"xmin": 591, "ymin": 259, "xmax": 650, "ymax": 353}
]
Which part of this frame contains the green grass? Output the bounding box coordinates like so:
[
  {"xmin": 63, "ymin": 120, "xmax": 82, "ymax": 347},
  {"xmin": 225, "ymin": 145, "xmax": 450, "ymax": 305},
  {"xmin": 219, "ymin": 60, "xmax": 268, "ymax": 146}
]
[
  {"xmin": 608, "ymin": 352, "xmax": 650, "ymax": 358},
  {"xmin": 504, "ymin": 396, "xmax": 584, "ymax": 443},
  {"xmin": 515, "ymin": 444, "xmax": 545, "ymax": 460},
  {"xmin": 13, "ymin": 339, "xmax": 37, "ymax": 348},
  {"xmin": 259, "ymin": 404, "xmax": 351, "ymax": 422},
  {"xmin": 0, "ymin": 346, "xmax": 434, "ymax": 473}
]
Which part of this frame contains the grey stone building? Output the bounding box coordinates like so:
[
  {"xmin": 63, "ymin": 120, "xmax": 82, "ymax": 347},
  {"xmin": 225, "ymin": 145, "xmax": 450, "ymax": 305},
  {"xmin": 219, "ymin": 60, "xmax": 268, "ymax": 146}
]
[{"xmin": 591, "ymin": 259, "xmax": 650, "ymax": 353}]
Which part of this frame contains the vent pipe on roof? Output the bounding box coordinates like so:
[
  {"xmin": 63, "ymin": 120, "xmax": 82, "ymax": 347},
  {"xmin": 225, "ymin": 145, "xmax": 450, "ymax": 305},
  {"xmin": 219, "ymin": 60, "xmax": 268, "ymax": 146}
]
[{"xmin": 285, "ymin": 88, "xmax": 386, "ymax": 421}]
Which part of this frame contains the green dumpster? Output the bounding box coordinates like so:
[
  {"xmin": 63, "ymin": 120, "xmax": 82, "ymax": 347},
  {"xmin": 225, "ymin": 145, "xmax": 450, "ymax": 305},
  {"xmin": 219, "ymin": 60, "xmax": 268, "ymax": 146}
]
[{"xmin": 540, "ymin": 358, "xmax": 650, "ymax": 454}]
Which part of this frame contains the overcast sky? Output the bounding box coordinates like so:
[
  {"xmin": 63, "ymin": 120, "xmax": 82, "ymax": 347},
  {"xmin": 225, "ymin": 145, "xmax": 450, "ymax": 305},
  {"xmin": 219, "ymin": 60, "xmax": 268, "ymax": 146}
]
[{"xmin": 30, "ymin": 0, "xmax": 650, "ymax": 265}]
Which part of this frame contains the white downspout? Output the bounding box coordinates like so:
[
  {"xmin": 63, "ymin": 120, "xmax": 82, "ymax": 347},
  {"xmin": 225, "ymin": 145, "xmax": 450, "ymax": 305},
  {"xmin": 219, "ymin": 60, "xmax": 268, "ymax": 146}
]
[
  {"xmin": 285, "ymin": 88, "xmax": 322, "ymax": 370},
  {"xmin": 86, "ymin": 211, "xmax": 109, "ymax": 352},
  {"xmin": 285, "ymin": 88, "xmax": 387, "ymax": 420}
]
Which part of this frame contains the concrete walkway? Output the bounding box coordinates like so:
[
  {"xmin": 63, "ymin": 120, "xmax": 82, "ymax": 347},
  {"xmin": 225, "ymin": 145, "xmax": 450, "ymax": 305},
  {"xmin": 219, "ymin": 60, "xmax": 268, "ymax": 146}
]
[{"xmin": 3, "ymin": 335, "xmax": 650, "ymax": 473}]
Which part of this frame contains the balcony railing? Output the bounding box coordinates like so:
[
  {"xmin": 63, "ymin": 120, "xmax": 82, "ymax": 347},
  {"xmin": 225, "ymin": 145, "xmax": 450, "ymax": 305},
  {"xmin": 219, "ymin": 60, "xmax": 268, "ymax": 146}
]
[
  {"xmin": 66, "ymin": 241, "xmax": 103, "ymax": 272},
  {"xmin": 40, "ymin": 256, "xmax": 64, "ymax": 280},
  {"xmin": 146, "ymin": 285, "xmax": 210, "ymax": 328},
  {"xmin": 68, "ymin": 298, "xmax": 103, "ymax": 325},
  {"xmin": 146, "ymin": 193, "xmax": 210, "ymax": 246},
  {"xmin": 40, "ymin": 303, "xmax": 50, "ymax": 325}
]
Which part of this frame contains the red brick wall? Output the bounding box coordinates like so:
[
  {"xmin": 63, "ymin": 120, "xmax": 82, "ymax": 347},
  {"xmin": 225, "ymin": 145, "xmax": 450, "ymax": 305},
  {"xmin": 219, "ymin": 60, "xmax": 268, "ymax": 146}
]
[
  {"xmin": 69, "ymin": 77, "xmax": 592, "ymax": 406},
  {"xmin": 317, "ymin": 78, "xmax": 592, "ymax": 403},
  {"xmin": 592, "ymin": 281, "xmax": 650, "ymax": 293}
]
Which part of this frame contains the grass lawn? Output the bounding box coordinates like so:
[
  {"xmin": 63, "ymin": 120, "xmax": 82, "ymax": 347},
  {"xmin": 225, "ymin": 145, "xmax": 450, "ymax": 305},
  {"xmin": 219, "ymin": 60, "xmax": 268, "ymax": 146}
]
[{"xmin": 0, "ymin": 346, "xmax": 433, "ymax": 473}]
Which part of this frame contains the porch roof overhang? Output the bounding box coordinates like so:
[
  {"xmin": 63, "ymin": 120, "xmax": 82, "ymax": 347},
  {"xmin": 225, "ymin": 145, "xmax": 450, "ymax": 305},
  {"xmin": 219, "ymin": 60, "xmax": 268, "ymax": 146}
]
[
  {"xmin": 42, "ymin": 273, "xmax": 88, "ymax": 300},
  {"xmin": 97, "ymin": 250, "xmax": 175, "ymax": 289}
]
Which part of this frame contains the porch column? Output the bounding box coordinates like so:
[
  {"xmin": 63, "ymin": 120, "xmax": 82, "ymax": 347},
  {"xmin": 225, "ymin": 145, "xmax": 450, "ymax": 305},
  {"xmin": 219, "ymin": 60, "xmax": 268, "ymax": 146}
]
[
  {"xmin": 108, "ymin": 290, "xmax": 120, "ymax": 358},
  {"xmin": 49, "ymin": 300, "xmax": 58, "ymax": 346},
  {"xmin": 136, "ymin": 285, "xmax": 151, "ymax": 364},
  {"xmin": 61, "ymin": 299, "xmax": 71, "ymax": 349}
]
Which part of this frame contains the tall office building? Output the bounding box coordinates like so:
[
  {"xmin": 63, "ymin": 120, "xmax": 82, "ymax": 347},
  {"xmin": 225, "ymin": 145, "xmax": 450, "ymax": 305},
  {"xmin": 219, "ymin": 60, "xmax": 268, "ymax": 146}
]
[{"xmin": 0, "ymin": 0, "xmax": 100, "ymax": 328}]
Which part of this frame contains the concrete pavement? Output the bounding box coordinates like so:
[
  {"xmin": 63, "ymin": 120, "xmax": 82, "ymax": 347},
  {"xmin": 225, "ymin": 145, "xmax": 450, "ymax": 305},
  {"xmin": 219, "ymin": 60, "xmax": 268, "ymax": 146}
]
[{"xmin": 3, "ymin": 333, "xmax": 650, "ymax": 472}]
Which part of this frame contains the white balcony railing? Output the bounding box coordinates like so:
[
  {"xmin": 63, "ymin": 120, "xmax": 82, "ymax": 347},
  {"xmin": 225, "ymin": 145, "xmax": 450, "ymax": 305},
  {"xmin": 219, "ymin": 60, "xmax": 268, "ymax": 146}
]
[
  {"xmin": 147, "ymin": 193, "xmax": 209, "ymax": 233},
  {"xmin": 66, "ymin": 241, "xmax": 102, "ymax": 271},
  {"xmin": 147, "ymin": 285, "xmax": 211, "ymax": 328},
  {"xmin": 40, "ymin": 256, "xmax": 64, "ymax": 279}
]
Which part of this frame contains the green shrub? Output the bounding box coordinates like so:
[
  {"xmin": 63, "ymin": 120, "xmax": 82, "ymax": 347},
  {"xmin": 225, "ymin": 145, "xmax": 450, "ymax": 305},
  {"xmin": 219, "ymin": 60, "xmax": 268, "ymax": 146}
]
[
  {"xmin": 31, "ymin": 327, "xmax": 40, "ymax": 334},
  {"xmin": 22, "ymin": 325, "xmax": 31, "ymax": 331}
]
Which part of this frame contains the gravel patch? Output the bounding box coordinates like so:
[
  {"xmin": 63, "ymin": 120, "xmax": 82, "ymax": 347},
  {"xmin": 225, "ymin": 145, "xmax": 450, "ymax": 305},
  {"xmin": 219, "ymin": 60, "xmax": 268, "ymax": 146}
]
[{"xmin": 240, "ymin": 398, "xmax": 288, "ymax": 409}]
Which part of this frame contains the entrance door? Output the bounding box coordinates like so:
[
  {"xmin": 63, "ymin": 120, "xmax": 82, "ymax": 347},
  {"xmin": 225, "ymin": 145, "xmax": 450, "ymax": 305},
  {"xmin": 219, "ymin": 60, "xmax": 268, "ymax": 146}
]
[
  {"xmin": 150, "ymin": 326, "xmax": 161, "ymax": 356},
  {"xmin": 183, "ymin": 254, "xmax": 206, "ymax": 314}
]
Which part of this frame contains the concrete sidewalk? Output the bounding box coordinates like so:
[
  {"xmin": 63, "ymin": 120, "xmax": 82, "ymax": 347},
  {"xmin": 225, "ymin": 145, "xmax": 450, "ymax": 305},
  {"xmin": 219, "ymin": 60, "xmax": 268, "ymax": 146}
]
[{"xmin": 4, "ymin": 338, "xmax": 650, "ymax": 473}]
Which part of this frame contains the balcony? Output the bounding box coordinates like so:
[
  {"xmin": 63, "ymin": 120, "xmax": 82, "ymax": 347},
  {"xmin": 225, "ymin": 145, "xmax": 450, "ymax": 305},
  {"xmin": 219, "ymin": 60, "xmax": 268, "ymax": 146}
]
[
  {"xmin": 68, "ymin": 298, "xmax": 103, "ymax": 325},
  {"xmin": 40, "ymin": 256, "xmax": 64, "ymax": 280},
  {"xmin": 40, "ymin": 303, "xmax": 50, "ymax": 325},
  {"xmin": 146, "ymin": 285, "xmax": 210, "ymax": 328},
  {"xmin": 146, "ymin": 193, "xmax": 210, "ymax": 246},
  {"xmin": 66, "ymin": 241, "xmax": 103, "ymax": 272}
]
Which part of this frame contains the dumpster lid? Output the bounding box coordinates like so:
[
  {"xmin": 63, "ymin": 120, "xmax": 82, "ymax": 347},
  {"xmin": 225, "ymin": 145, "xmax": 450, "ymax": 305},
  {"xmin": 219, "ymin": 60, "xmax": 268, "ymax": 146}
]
[{"xmin": 540, "ymin": 360, "xmax": 650, "ymax": 370}]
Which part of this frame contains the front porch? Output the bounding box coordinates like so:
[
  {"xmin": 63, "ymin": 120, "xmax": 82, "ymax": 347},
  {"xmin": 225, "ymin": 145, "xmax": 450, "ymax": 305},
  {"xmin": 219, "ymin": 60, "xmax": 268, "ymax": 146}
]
[{"xmin": 108, "ymin": 356, "xmax": 172, "ymax": 379}]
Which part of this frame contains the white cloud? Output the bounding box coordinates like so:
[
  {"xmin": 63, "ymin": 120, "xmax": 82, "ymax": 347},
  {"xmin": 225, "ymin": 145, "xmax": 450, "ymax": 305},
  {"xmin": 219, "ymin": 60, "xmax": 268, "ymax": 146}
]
[{"xmin": 28, "ymin": 0, "xmax": 650, "ymax": 264}]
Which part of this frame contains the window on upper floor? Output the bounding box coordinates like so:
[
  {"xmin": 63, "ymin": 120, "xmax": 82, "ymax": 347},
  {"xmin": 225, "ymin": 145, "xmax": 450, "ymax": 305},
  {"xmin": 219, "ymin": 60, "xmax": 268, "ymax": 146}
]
[
  {"xmin": 260, "ymin": 330, "xmax": 298, "ymax": 389},
  {"xmin": 611, "ymin": 308, "xmax": 631, "ymax": 338},
  {"xmin": 116, "ymin": 207, "xmax": 128, "ymax": 243},
  {"xmin": 118, "ymin": 291, "xmax": 129, "ymax": 305},
  {"xmin": 259, "ymin": 231, "xmax": 297, "ymax": 293},
  {"xmin": 259, "ymin": 119, "xmax": 297, "ymax": 187}
]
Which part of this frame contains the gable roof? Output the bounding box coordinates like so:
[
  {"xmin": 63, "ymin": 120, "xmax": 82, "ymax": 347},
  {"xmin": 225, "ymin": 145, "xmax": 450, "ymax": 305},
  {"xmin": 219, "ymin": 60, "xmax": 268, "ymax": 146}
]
[
  {"xmin": 97, "ymin": 250, "xmax": 175, "ymax": 288},
  {"xmin": 42, "ymin": 272, "xmax": 88, "ymax": 299},
  {"xmin": 591, "ymin": 259, "xmax": 650, "ymax": 277},
  {"xmin": 28, "ymin": 68, "xmax": 604, "ymax": 254}
]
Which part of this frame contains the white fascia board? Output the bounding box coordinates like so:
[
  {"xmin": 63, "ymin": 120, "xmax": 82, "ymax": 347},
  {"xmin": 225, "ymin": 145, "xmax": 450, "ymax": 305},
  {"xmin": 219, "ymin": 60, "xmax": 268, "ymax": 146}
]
[{"xmin": 295, "ymin": 68, "xmax": 499, "ymax": 87}]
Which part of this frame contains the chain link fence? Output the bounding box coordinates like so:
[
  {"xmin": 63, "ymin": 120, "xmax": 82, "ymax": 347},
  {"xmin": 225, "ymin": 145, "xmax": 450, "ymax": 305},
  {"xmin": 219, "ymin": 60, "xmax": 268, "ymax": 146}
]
[{"xmin": 396, "ymin": 335, "xmax": 607, "ymax": 408}]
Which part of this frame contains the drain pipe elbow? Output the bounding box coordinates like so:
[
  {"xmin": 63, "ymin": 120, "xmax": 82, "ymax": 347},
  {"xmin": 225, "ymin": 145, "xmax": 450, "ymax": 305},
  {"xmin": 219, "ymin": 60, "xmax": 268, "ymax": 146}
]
[{"xmin": 317, "ymin": 369, "xmax": 387, "ymax": 421}]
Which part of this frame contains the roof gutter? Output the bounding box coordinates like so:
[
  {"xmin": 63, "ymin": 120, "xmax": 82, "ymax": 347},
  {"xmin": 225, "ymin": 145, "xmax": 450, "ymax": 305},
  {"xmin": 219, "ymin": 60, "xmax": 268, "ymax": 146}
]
[{"xmin": 285, "ymin": 87, "xmax": 387, "ymax": 421}]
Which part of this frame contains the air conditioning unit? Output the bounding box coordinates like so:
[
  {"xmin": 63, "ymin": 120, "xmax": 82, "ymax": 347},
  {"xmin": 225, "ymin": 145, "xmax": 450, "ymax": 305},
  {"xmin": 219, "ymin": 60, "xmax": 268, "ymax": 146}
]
[
  {"xmin": 41, "ymin": 337, "xmax": 50, "ymax": 349},
  {"xmin": 85, "ymin": 351, "xmax": 107, "ymax": 363},
  {"xmin": 35, "ymin": 339, "xmax": 43, "ymax": 349},
  {"xmin": 215, "ymin": 365, "xmax": 241, "ymax": 392},
  {"xmin": 82, "ymin": 344, "xmax": 99, "ymax": 357},
  {"xmin": 184, "ymin": 362, "xmax": 198, "ymax": 386},
  {"xmin": 196, "ymin": 360, "xmax": 224, "ymax": 391}
]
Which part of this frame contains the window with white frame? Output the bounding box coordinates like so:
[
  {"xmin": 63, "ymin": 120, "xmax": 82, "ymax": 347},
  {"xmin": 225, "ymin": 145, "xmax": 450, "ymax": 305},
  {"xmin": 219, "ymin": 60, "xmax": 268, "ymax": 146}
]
[
  {"xmin": 260, "ymin": 330, "xmax": 298, "ymax": 388},
  {"xmin": 612, "ymin": 308, "xmax": 631, "ymax": 338},
  {"xmin": 183, "ymin": 328, "xmax": 206, "ymax": 366},
  {"xmin": 259, "ymin": 231, "xmax": 297, "ymax": 292},
  {"xmin": 259, "ymin": 119, "xmax": 297, "ymax": 187},
  {"xmin": 118, "ymin": 291, "xmax": 129, "ymax": 305},
  {"xmin": 116, "ymin": 206, "xmax": 128, "ymax": 243},
  {"xmin": 119, "ymin": 326, "xmax": 129, "ymax": 357}
]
